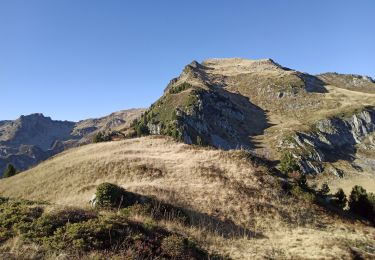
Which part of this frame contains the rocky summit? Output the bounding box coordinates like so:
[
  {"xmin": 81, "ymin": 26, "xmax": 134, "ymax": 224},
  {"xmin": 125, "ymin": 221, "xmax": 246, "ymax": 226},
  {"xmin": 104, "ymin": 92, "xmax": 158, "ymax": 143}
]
[{"xmin": 132, "ymin": 58, "xmax": 375, "ymax": 188}]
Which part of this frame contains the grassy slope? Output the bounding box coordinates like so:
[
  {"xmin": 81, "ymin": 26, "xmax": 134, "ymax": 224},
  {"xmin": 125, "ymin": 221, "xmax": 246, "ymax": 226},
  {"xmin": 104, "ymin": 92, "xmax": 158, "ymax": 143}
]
[
  {"xmin": 318, "ymin": 73, "xmax": 375, "ymax": 94},
  {"xmin": 0, "ymin": 136, "xmax": 374, "ymax": 259}
]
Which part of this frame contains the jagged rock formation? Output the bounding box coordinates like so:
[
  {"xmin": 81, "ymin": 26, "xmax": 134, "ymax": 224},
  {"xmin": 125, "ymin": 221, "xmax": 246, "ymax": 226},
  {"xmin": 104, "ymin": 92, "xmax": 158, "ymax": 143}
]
[
  {"xmin": 0, "ymin": 109, "xmax": 144, "ymax": 175},
  {"xmin": 282, "ymin": 107, "xmax": 375, "ymax": 174},
  {"xmin": 136, "ymin": 58, "xmax": 327, "ymax": 149}
]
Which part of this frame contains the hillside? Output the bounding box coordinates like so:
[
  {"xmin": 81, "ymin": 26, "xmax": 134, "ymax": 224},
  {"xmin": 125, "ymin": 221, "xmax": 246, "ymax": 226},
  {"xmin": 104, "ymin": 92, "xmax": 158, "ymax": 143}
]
[
  {"xmin": 0, "ymin": 108, "xmax": 144, "ymax": 175},
  {"xmin": 0, "ymin": 136, "xmax": 374, "ymax": 259},
  {"xmin": 131, "ymin": 58, "xmax": 375, "ymax": 193}
]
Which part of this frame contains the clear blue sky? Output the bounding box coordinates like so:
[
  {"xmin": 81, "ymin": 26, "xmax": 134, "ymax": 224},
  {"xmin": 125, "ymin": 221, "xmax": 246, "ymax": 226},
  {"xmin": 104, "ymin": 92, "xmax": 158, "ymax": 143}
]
[{"xmin": 1, "ymin": 0, "xmax": 374, "ymax": 121}]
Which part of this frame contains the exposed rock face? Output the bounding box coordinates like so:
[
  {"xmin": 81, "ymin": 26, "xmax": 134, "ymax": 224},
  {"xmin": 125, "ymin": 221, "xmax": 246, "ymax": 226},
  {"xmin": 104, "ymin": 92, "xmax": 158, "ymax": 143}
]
[
  {"xmin": 283, "ymin": 108, "xmax": 375, "ymax": 174},
  {"xmin": 0, "ymin": 109, "xmax": 144, "ymax": 175},
  {"xmin": 142, "ymin": 58, "xmax": 326, "ymax": 149}
]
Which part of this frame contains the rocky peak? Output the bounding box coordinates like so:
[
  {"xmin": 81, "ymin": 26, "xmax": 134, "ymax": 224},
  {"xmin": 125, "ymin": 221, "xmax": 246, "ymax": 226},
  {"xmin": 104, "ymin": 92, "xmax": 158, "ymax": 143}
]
[
  {"xmin": 0, "ymin": 109, "xmax": 144, "ymax": 175},
  {"xmin": 18, "ymin": 113, "xmax": 54, "ymax": 125}
]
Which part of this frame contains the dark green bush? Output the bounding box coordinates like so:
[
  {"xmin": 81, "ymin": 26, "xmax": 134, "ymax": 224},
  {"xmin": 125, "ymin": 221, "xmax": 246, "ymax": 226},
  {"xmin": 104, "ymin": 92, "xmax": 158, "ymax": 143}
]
[
  {"xmin": 21, "ymin": 208, "xmax": 97, "ymax": 242},
  {"xmin": 44, "ymin": 218, "xmax": 117, "ymax": 251},
  {"xmin": 95, "ymin": 183, "xmax": 137, "ymax": 208},
  {"xmin": 0, "ymin": 196, "xmax": 210, "ymax": 259},
  {"xmin": 168, "ymin": 82, "xmax": 193, "ymax": 94},
  {"xmin": 349, "ymin": 185, "xmax": 375, "ymax": 223},
  {"xmin": 3, "ymin": 164, "xmax": 17, "ymax": 178},
  {"xmin": 290, "ymin": 185, "xmax": 315, "ymax": 202},
  {"xmin": 93, "ymin": 132, "xmax": 112, "ymax": 143},
  {"xmin": 135, "ymin": 121, "xmax": 150, "ymax": 137},
  {"xmin": 0, "ymin": 198, "xmax": 44, "ymax": 243},
  {"xmin": 279, "ymin": 151, "xmax": 300, "ymax": 174},
  {"xmin": 0, "ymin": 201, "xmax": 43, "ymax": 230},
  {"xmin": 331, "ymin": 188, "xmax": 347, "ymax": 210}
]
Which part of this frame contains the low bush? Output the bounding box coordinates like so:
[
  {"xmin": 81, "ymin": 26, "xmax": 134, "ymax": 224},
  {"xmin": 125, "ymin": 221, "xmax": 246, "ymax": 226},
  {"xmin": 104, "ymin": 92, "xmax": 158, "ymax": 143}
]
[
  {"xmin": 0, "ymin": 200, "xmax": 43, "ymax": 230},
  {"xmin": 93, "ymin": 132, "xmax": 112, "ymax": 143},
  {"xmin": 21, "ymin": 208, "xmax": 97, "ymax": 242},
  {"xmin": 168, "ymin": 82, "xmax": 193, "ymax": 94},
  {"xmin": 44, "ymin": 217, "xmax": 119, "ymax": 251},
  {"xmin": 279, "ymin": 151, "xmax": 300, "ymax": 174},
  {"xmin": 0, "ymin": 197, "xmax": 210, "ymax": 259},
  {"xmin": 95, "ymin": 183, "xmax": 127, "ymax": 208},
  {"xmin": 290, "ymin": 185, "xmax": 315, "ymax": 202},
  {"xmin": 95, "ymin": 182, "xmax": 140, "ymax": 209}
]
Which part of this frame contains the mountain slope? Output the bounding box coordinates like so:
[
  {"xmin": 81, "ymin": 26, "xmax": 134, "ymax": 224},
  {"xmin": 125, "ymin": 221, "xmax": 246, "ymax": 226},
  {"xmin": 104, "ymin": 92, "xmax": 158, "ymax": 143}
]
[
  {"xmin": 0, "ymin": 109, "xmax": 144, "ymax": 175},
  {"xmin": 318, "ymin": 73, "xmax": 375, "ymax": 93},
  {"xmin": 0, "ymin": 136, "xmax": 374, "ymax": 259},
  {"xmin": 135, "ymin": 58, "xmax": 329, "ymax": 149},
  {"xmin": 131, "ymin": 58, "xmax": 375, "ymax": 188}
]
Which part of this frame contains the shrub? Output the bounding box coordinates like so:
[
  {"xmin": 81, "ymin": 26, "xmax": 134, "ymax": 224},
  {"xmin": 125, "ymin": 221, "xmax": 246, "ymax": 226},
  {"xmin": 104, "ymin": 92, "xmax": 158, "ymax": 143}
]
[
  {"xmin": 161, "ymin": 234, "xmax": 186, "ymax": 258},
  {"xmin": 290, "ymin": 185, "xmax": 315, "ymax": 202},
  {"xmin": 349, "ymin": 185, "xmax": 375, "ymax": 223},
  {"xmin": 349, "ymin": 185, "xmax": 368, "ymax": 215},
  {"xmin": 280, "ymin": 151, "xmax": 299, "ymax": 174},
  {"xmin": 95, "ymin": 183, "xmax": 137, "ymax": 209},
  {"xmin": 21, "ymin": 208, "xmax": 97, "ymax": 242},
  {"xmin": 135, "ymin": 122, "xmax": 150, "ymax": 137},
  {"xmin": 44, "ymin": 218, "xmax": 120, "ymax": 251},
  {"xmin": 0, "ymin": 198, "xmax": 44, "ymax": 242},
  {"xmin": 3, "ymin": 164, "xmax": 17, "ymax": 178},
  {"xmin": 331, "ymin": 188, "xmax": 347, "ymax": 210},
  {"xmin": 93, "ymin": 132, "xmax": 112, "ymax": 143},
  {"xmin": 168, "ymin": 82, "xmax": 193, "ymax": 94},
  {"xmin": 0, "ymin": 201, "xmax": 43, "ymax": 230}
]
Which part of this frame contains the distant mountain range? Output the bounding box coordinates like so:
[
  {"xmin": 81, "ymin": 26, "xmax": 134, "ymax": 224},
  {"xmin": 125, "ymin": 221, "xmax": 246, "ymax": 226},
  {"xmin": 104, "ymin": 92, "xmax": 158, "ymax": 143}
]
[{"xmin": 0, "ymin": 109, "xmax": 144, "ymax": 175}]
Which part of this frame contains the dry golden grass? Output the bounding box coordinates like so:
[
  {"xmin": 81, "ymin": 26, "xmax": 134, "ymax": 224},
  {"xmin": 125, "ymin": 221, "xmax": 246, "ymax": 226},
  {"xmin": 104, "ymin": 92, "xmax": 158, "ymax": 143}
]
[{"xmin": 0, "ymin": 136, "xmax": 374, "ymax": 259}]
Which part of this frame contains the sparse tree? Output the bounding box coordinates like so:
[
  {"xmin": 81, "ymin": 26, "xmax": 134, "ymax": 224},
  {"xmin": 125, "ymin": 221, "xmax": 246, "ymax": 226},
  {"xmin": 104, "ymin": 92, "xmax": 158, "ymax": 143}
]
[
  {"xmin": 3, "ymin": 164, "xmax": 17, "ymax": 178},
  {"xmin": 332, "ymin": 188, "xmax": 347, "ymax": 209},
  {"xmin": 349, "ymin": 185, "xmax": 371, "ymax": 217}
]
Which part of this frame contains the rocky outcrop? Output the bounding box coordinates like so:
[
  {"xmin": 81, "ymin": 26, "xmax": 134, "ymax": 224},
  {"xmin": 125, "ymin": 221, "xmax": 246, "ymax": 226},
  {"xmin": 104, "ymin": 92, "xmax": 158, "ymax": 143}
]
[
  {"xmin": 318, "ymin": 73, "xmax": 375, "ymax": 93},
  {"xmin": 0, "ymin": 109, "xmax": 144, "ymax": 175},
  {"xmin": 143, "ymin": 60, "xmax": 272, "ymax": 149},
  {"xmin": 283, "ymin": 107, "xmax": 375, "ymax": 174}
]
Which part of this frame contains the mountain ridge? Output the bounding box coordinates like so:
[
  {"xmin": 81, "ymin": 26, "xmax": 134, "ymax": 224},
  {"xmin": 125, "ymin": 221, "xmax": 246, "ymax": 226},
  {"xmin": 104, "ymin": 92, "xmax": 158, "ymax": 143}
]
[{"xmin": 0, "ymin": 108, "xmax": 145, "ymax": 174}]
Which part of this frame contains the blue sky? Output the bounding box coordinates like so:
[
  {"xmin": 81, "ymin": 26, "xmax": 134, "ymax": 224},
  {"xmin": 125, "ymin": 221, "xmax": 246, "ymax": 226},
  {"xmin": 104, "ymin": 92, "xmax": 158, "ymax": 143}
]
[{"xmin": 0, "ymin": 0, "xmax": 374, "ymax": 121}]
